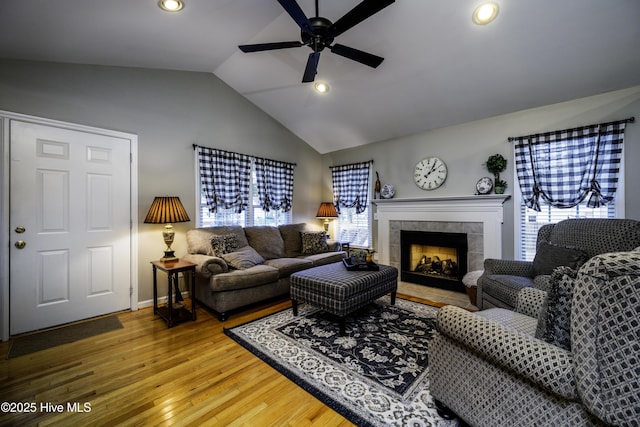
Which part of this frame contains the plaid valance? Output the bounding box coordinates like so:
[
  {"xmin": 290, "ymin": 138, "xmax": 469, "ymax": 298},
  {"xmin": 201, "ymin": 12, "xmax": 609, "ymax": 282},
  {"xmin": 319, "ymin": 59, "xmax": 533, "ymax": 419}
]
[
  {"xmin": 331, "ymin": 161, "xmax": 371, "ymax": 214},
  {"xmin": 197, "ymin": 146, "xmax": 251, "ymax": 213},
  {"xmin": 513, "ymin": 120, "xmax": 627, "ymax": 211},
  {"xmin": 196, "ymin": 145, "xmax": 295, "ymax": 214},
  {"xmin": 254, "ymin": 157, "xmax": 295, "ymax": 212}
]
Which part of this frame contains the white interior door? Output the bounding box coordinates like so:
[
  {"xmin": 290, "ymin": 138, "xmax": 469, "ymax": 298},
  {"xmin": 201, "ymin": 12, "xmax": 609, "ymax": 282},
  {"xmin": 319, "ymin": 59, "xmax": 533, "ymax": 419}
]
[{"xmin": 9, "ymin": 120, "xmax": 132, "ymax": 335}]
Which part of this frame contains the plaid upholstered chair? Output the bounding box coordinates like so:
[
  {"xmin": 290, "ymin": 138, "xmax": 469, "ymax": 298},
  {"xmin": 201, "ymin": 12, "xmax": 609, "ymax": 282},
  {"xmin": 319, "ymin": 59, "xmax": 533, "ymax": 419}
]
[
  {"xmin": 428, "ymin": 250, "xmax": 640, "ymax": 426},
  {"xmin": 477, "ymin": 218, "xmax": 640, "ymax": 310}
]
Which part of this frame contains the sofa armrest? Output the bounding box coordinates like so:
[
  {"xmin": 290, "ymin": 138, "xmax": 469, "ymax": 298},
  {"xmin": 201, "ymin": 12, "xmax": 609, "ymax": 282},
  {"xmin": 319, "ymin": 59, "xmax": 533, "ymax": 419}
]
[
  {"xmin": 436, "ymin": 305, "xmax": 576, "ymax": 399},
  {"xmin": 326, "ymin": 239, "xmax": 342, "ymax": 252},
  {"xmin": 515, "ymin": 287, "xmax": 547, "ymax": 318},
  {"xmin": 483, "ymin": 258, "xmax": 535, "ymax": 276},
  {"xmin": 181, "ymin": 253, "xmax": 229, "ymax": 277}
]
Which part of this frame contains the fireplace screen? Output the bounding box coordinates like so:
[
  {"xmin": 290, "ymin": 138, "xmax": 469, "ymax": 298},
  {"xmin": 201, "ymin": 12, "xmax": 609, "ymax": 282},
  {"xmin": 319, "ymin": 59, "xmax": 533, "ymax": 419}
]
[{"xmin": 401, "ymin": 230, "xmax": 467, "ymax": 293}]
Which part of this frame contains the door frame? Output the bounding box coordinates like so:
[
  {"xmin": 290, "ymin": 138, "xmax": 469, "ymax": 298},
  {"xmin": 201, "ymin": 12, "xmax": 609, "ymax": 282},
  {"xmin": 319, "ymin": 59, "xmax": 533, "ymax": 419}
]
[{"xmin": 0, "ymin": 111, "xmax": 139, "ymax": 341}]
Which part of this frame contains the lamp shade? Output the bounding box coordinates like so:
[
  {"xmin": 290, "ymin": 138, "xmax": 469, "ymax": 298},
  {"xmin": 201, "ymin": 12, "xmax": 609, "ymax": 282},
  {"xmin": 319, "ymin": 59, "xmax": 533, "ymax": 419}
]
[
  {"xmin": 316, "ymin": 202, "xmax": 338, "ymax": 219},
  {"xmin": 144, "ymin": 196, "xmax": 190, "ymax": 224}
]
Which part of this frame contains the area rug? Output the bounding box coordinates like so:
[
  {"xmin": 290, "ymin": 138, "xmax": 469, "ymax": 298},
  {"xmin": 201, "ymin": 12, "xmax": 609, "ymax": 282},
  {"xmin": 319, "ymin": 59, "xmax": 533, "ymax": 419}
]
[
  {"xmin": 225, "ymin": 297, "xmax": 458, "ymax": 426},
  {"xmin": 7, "ymin": 315, "xmax": 123, "ymax": 359}
]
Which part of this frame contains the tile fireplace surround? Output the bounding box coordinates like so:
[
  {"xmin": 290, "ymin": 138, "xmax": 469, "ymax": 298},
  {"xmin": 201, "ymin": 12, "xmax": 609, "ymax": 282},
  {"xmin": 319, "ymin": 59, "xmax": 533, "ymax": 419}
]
[{"xmin": 373, "ymin": 196, "xmax": 510, "ymax": 274}]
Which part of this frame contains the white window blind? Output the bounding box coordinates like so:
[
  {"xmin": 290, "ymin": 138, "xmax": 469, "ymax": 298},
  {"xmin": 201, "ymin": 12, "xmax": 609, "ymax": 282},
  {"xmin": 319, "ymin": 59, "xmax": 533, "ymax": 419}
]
[
  {"xmin": 519, "ymin": 194, "xmax": 617, "ymax": 261},
  {"xmin": 335, "ymin": 206, "xmax": 370, "ymax": 247}
]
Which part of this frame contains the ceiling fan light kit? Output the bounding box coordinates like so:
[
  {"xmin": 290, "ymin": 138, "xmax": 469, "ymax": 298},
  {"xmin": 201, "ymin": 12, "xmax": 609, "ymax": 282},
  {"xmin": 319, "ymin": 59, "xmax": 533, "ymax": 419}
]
[
  {"xmin": 239, "ymin": 0, "xmax": 395, "ymax": 83},
  {"xmin": 314, "ymin": 82, "xmax": 329, "ymax": 93}
]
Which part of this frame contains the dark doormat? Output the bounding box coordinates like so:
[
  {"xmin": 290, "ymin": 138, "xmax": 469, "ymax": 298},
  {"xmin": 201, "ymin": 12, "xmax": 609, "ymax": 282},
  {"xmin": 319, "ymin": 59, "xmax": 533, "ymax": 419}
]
[{"xmin": 7, "ymin": 315, "xmax": 123, "ymax": 359}]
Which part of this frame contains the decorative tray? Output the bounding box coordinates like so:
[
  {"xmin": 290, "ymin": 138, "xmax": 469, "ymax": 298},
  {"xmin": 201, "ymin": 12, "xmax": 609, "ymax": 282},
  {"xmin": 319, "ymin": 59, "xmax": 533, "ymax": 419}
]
[{"xmin": 342, "ymin": 257, "xmax": 379, "ymax": 271}]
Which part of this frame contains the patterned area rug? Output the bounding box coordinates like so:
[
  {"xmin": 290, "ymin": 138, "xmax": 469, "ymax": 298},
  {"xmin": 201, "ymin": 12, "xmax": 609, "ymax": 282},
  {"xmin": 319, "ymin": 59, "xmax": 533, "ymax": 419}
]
[{"xmin": 225, "ymin": 298, "xmax": 459, "ymax": 426}]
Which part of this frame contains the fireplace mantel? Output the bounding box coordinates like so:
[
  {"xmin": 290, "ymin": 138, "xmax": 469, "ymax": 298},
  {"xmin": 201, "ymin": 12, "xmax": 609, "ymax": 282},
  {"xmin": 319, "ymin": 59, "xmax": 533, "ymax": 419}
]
[{"xmin": 373, "ymin": 195, "xmax": 510, "ymax": 267}]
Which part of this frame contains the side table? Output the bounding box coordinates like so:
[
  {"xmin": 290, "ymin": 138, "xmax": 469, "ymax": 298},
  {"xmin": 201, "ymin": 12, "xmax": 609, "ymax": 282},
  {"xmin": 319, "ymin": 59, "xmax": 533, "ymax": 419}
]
[{"xmin": 151, "ymin": 260, "xmax": 197, "ymax": 328}]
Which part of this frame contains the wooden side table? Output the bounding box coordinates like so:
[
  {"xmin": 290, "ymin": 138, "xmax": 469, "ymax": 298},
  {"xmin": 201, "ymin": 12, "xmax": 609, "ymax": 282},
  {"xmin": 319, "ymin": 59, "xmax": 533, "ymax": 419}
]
[{"xmin": 151, "ymin": 260, "xmax": 197, "ymax": 328}]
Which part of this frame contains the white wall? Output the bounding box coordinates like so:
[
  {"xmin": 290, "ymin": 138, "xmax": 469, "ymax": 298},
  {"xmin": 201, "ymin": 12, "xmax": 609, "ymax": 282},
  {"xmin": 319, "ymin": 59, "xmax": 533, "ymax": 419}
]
[
  {"xmin": 327, "ymin": 86, "xmax": 640, "ymax": 259},
  {"xmin": 0, "ymin": 59, "xmax": 325, "ymax": 303}
]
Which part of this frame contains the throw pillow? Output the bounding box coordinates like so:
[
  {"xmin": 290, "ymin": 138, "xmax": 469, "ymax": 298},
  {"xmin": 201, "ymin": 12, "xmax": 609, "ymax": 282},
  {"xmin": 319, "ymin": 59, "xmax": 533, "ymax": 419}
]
[
  {"xmin": 533, "ymin": 242, "xmax": 587, "ymax": 276},
  {"xmin": 221, "ymin": 246, "xmax": 265, "ymax": 270},
  {"xmin": 210, "ymin": 234, "xmax": 240, "ymax": 257},
  {"xmin": 301, "ymin": 231, "xmax": 328, "ymax": 255},
  {"xmin": 535, "ymin": 266, "xmax": 577, "ymax": 351}
]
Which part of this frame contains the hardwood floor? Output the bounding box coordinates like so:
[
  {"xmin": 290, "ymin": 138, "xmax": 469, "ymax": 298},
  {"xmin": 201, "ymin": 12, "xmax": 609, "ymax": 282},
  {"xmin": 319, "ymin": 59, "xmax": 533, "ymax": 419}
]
[{"xmin": 0, "ymin": 294, "xmax": 442, "ymax": 426}]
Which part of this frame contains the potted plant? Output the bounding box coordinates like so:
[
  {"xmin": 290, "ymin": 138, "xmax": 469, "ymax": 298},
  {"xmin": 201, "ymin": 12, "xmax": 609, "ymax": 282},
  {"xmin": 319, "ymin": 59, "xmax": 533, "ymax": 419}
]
[{"xmin": 486, "ymin": 154, "xmax": 507, "ymax": 194}]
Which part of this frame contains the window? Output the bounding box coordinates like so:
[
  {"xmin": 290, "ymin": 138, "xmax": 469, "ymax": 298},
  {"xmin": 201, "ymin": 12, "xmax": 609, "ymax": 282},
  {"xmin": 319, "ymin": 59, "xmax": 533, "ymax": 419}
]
[
  {"xmin": 195, "ymin": 146, "xmax": 292, "ymax": 227},
  {"xmin": 331, "ymin": 161, "xmax": 372, "ymax": 248},
  {"xmin": 518, "ymin": 199, "xmax": 616, "ymax": 261},
  {"xmin": 513, "ymin": 119, "xmax": 629, "ymax": 260},
  {"xmin": 335, "ymin": 206, "xmax": 370, "ymax": 247}
]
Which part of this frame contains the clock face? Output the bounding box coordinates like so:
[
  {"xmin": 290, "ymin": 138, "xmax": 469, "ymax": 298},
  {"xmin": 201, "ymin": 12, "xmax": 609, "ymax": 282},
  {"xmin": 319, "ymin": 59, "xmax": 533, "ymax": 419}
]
[
  {"xmin": 476, "ymin": 177, "xmax": 494, "ymax": 194},
  {"xmin": 414, "ymin": 157, "xmax": 447, "ymax": 190}
]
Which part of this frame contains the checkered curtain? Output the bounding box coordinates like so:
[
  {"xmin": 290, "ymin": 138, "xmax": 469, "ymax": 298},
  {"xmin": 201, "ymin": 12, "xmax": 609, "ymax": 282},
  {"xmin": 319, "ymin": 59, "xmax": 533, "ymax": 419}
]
[
  {"xmin": 254, "ymin": 158, "xmax": 295, "ymax": 212},
  {"xmin": 331, "ymin": 161, "xmax": 371, "ymax": 214},
  {"xmin": 514, "ymin": 121, "xmax": 626, "ymax": 211},
  {"xmin": 197, "ymin": 146, "xmax": 251, "ymax": 213}
]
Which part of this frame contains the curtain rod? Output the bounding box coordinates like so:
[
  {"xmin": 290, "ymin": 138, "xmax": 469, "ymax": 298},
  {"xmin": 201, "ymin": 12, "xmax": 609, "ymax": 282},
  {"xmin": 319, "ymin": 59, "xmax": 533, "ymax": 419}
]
[
  {"xmin": 508, "ymin": 116, "xmax": 635, "ymax": 142},
  {"xmin": 193, "ymin": 144, "xmax": 296, "ymax": 166},
  {"xmin": 329, "ymin": 160, "xmax": 374, "ymax": 169}
]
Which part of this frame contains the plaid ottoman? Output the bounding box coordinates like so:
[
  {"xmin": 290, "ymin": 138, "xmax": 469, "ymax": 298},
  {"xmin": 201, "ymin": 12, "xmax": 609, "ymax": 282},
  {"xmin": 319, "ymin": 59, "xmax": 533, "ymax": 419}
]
[{"xmin": 290, "ymin": 262, "xmax": 398, "ymax": 335}]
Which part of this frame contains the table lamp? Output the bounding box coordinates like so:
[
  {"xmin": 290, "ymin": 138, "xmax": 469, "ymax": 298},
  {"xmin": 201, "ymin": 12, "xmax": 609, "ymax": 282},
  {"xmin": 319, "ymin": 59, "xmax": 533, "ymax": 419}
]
[
  {"xmin": 316, "ymin": 202, "xmax": 338, "ymax": 234},
  {"xmin": 144, "ymin": 196, "xmax": 191, "ymax": 263}
]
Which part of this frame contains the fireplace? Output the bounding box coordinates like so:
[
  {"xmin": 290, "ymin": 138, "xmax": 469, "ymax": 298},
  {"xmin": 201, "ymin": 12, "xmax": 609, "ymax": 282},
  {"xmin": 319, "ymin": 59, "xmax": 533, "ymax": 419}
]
[{"xmin": 400, "ymin": 230, "xmax": 467, "ymax": 293}]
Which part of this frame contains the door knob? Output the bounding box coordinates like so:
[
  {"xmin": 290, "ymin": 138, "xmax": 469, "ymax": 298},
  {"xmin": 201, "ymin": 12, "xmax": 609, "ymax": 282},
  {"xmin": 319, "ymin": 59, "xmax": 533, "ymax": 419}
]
[
  {"xmin": 15, "ymin": 241, "xmax": 26, "ymax": 249},
  {"xmin": 15, "ymin": 226, "xmax": 26, "ymax": 233}
]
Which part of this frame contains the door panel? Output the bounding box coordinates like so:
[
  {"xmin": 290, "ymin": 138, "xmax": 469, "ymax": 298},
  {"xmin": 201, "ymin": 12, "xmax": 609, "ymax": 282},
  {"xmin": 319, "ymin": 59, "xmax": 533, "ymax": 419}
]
[{"xmin": 10, "ymin": 120, "xmax": 132, "ymax": 334}]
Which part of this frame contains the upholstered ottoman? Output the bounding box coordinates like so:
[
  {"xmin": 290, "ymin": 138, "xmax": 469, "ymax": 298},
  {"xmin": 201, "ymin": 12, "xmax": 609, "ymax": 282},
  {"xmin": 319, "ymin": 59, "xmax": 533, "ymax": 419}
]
[{"xmin": 290, "ymin": 262, "xmax": 398, "ymax": 335}]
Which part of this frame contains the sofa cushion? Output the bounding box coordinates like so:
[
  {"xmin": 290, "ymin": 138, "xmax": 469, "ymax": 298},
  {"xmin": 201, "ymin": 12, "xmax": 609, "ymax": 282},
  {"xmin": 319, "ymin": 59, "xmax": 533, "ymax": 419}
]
[
  {"xmin": 264, "ymin": 258, "xmax": 313, "ymax": 277},
  {"xmin": 301, "ymin": 231, "xmax": 328, "ymax": 255},
  {"xmin": 221, "ymin": 246, "xmax": 265, "ymax": 269},
  {"xmin": 244, "ymin": 226, "xmax": 286, "ymax": 260},
  {"xmin": 535, "ymin": 266, "xmax": 578, "ymax": 350},
  {"xmin": 210, "ymin": 234, "xmax": 240, "ymax": 257},
  {"xmin": 279, "ymin": 223, "xmax": 316, "ymax": 257},
  {"xmin": 187, "ymin": 226, "xmax": 248, "ymax": 255},
  {"xmin": 532, "ymin": 242, "xmax": 587, "ymax": 276},
  {"xmin": 210, "ymin": 265, "xmax": 279, "ymax": 292}
]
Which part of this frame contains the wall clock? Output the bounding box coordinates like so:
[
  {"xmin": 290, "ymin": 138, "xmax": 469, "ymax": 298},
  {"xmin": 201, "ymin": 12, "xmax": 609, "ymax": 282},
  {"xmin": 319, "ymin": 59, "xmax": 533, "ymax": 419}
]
[{"xmin": 414, "ymin": 157, "xmax": 447, "ymax": 190}]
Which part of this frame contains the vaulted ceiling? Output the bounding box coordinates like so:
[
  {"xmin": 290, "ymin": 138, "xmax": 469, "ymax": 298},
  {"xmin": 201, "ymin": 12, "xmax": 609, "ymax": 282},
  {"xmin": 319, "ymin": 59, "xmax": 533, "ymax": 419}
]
[{"xmin": 1, "ymin": 0, "xmax": 639, "ymax": 153}]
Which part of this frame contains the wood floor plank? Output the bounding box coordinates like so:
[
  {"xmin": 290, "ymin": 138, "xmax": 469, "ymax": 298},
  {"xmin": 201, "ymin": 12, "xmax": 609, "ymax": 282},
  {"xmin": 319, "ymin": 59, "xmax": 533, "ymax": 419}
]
[{"xmin": 0, "ymin": 294, "xmax": 432, "ymax": 426}]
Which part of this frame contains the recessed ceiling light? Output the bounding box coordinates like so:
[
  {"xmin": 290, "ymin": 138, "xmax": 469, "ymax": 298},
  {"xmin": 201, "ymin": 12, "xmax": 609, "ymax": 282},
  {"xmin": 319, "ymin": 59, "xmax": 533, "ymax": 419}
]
[
  {"xmin": 314, "ymin": 82, "xmax": 330, "ymax": 94},
  {"xmin": 158, "ymin": 0, "xmax": 184, "ymax": 12},
  {"xmin": 472, "ymin": 3, "xmax": 499, "ymax": 25}
]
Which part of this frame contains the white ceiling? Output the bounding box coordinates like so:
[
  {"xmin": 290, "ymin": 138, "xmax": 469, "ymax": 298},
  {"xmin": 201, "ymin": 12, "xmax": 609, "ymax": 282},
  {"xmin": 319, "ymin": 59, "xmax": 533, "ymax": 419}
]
[{"xmin": 1, "ymin": 0, "xmax": 640, "ymax": 153}]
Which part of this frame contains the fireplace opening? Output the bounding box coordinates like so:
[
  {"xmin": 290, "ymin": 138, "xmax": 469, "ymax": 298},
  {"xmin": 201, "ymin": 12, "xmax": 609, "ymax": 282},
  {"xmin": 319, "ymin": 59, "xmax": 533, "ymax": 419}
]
[{"xmin": 401, "ymin": 230, "xmax": 467, "ymax": 293}]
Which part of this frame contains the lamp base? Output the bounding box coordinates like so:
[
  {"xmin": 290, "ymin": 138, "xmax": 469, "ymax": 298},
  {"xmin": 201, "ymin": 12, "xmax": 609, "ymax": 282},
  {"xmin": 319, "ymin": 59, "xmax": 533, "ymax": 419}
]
[{"xmin": 161, "ymin": 250, "xmax": 178, "ymax": 263}]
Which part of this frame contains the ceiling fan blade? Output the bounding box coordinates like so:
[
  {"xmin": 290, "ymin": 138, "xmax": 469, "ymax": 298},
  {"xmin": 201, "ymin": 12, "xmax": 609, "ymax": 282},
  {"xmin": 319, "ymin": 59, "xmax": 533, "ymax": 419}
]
[
  {"xmin": 302, "ymin": 52, "xmax": 321, "ymax": 83},
  {"xmin": 239, "ymin": 41, "xmax": 303, "ymax": 53},
  {"xmin": 277, "ymin": 0, "xmax": 313, "ymax": 34},
  {"xmin": 329, "ymin": 0, "xmax": 395, "ymax": 38},
  {"xmin": 330, "ymin": 44, "xmax": 384, "ymax": 68}
]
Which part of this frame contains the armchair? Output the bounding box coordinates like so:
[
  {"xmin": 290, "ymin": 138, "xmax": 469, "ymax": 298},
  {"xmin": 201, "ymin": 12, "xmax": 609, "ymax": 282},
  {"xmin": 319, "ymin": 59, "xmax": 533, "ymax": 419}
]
[
  {"xmin": 428, "ymin": 250, "xmax": 640, "ymax": 426},
  {"xmin": 477, "ymin": 218, "xmax": 640, "ymax": 310}
]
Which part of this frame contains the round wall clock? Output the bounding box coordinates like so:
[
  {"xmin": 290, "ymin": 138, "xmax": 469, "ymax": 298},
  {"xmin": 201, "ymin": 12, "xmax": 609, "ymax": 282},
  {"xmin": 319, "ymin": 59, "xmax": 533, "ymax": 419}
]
[
  {"xmin": 476, "ymin": 177, "xmax": 494, "ymax": 194},
  {"xmin": 414, "ymin": 157, "xmax": 447, "ymax": 190}
]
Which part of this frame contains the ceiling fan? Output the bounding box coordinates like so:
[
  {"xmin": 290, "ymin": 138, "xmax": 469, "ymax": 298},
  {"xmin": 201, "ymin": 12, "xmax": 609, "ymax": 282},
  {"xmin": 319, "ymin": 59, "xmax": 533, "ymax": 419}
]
[{"xmin": 239, "ymin": 0, "xmax": 395, "ymax": 83}]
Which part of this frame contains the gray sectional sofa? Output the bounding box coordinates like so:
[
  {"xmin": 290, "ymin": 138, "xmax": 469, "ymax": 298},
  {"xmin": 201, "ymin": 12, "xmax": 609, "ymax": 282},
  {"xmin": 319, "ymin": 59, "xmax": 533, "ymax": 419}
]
[{"xmin": 182, "ymin": 223, "xmax": 346, "ymax": 320}]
